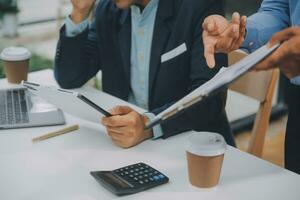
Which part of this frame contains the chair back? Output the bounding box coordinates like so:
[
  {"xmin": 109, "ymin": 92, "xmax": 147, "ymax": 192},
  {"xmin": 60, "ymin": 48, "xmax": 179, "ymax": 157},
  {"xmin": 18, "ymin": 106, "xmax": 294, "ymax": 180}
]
[
  {"xmin": 228, "ymin": 50, "xmax": 279, "ymax": 157},
  {"xmin": 228, "ymin": 50, "xmax": 276, "ymax": 103}
]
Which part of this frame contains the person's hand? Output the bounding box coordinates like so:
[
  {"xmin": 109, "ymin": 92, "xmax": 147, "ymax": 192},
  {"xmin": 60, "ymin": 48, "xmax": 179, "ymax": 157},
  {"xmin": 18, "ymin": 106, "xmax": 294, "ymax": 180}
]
[
  {"xmin": 255, "ymin": 27, "xmax": 300, "ymax": 78},
  {"xmin": 202, "ymin": 12, "xmax": 247, "ymax": 68},
  {"xmin": 101, "ymin": 106, "xmax": 153, "ymax": 148},
  {"xmin": 70, "ymin": 0, "xmax": 96, "ymax": 23}
]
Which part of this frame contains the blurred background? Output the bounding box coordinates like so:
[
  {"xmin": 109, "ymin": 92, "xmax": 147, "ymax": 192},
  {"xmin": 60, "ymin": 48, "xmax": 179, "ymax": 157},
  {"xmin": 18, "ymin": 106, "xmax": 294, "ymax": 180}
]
[
  {"xmin": 0, "ymin": 0, "xmax": 287, "ymax": 166},
  {"xmin": 0, "ymin": 0, "xmax": 263, "ymax": 76}
]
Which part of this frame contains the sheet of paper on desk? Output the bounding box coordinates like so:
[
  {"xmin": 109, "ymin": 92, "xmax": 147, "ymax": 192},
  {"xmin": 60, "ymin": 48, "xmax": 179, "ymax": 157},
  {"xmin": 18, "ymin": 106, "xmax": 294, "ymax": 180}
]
[{"xmin": 155, "ymin": 43, "xmax": 280, "ymax": 120}]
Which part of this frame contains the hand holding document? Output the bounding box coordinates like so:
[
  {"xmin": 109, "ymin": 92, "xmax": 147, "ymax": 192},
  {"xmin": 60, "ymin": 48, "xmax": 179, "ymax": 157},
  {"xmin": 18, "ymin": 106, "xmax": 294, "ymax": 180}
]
[
  {"xmin": 22, "ymin": 81, "xmax": 112, "ymax": 124},
  {"xmin": 146, "ymin": 43, "xmax": 281, "ymax": 129}
]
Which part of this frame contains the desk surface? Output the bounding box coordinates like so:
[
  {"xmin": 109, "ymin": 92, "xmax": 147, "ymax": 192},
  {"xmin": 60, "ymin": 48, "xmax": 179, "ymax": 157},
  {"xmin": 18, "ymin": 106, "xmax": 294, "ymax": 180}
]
[{"xmin": 0, "ymin": 70, "xmax": 299, "ymax": 200}]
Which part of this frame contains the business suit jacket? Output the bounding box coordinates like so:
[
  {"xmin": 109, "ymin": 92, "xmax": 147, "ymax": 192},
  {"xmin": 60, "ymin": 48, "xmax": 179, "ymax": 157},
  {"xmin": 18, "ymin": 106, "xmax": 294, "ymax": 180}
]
[{"xmin": 54, "ymin": 0, "xmax": 235, "ymax": 145}]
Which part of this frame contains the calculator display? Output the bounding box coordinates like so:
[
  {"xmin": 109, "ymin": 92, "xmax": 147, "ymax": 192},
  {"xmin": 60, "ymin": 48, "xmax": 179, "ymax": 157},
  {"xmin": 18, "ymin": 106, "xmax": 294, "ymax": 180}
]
[{"xmin": 104, "ymin": 173, "xmax": 131, "ymax": 188}]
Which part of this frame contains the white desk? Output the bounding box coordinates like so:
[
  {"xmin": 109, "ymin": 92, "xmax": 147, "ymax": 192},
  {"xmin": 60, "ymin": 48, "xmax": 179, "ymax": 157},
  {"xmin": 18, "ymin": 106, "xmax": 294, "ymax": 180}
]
[{"xmin": 0, "ymin": 70, "xmax": 299, "ymax": 200}]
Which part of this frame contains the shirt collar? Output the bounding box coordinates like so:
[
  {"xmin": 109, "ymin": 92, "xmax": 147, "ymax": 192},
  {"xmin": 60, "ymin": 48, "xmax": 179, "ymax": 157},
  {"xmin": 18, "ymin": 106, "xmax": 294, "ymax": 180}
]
[{"xmin": 131, "ymin": 0, "xmax": 159, "ymax": 21}]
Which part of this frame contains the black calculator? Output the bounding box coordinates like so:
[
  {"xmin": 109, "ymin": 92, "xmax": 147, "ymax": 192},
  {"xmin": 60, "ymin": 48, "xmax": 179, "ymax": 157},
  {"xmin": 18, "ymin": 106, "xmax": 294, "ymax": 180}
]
[{"xmin": 90, "ymin": 163, "xmax": 169, "ymax": 196}]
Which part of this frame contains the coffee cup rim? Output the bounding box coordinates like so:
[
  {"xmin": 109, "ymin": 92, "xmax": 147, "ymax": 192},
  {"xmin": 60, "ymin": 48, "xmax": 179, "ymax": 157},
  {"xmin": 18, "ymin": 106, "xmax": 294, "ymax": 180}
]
[
  {"xmin": 0, "ymin": 47, "xmax": 31, "ymax": 62},
  {"xmin": 186, "ymin": 132, "xmax": 227, "ymax": 157}
]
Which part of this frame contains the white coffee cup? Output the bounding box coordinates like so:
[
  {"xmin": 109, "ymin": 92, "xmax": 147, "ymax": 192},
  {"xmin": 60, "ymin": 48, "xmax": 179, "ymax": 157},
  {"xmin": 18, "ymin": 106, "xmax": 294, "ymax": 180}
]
[
  {"xmin": 186, "ymin": 132, "xmax": 227, "ymax": 188},
  {"xmin": 0, "ymin": 47, "xmax": 31, "ymax": 84}
]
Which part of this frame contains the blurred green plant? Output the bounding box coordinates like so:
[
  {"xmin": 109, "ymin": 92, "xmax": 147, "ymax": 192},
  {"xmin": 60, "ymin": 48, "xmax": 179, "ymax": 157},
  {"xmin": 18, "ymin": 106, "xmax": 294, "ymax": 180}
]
[
  {"xmin": 0, "ymin": 0, "xmax": 19, "ymax": 19},
  {"xmin": 0, "ymin": 54, "xmax": 53, "ymax": 78}
]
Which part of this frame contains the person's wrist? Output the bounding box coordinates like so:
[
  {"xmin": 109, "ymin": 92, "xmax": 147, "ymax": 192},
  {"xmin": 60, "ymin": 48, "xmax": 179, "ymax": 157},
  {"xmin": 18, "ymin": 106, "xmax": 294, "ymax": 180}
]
[
  {"xmin": 142, "ymin": 115, "xmax": 153, "ymax": 140},
  {"xmin": 143, "ymin": 130, "xmax": 153, "ymax": 140},
  {"xmin": 70, "ymin": 9, "xmax": 90, "ymax": 24}
]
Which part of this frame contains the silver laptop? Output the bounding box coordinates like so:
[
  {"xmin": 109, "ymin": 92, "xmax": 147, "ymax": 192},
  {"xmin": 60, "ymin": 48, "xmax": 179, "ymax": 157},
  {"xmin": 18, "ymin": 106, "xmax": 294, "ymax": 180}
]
[{"xmin": 0, "ymin": 88, "xmax": 65, "ymax": 130}]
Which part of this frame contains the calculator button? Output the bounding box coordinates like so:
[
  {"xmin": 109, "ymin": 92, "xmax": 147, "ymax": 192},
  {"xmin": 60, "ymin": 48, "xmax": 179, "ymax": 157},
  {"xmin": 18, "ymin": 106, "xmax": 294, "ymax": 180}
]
[
  {"xmin": 148, "ymin": 168, "xmax": 154, "ymax": 172},
  {"xmin": 107, "ymin": 163, "xmax": 169, "ymax": 194},
  {"xmin": 139, "ymin": 180, "xmax": 144, "ymax": 185},
  {"xmin": 158, "ymin": 174, "xmax": 165, "ymax": 179}
]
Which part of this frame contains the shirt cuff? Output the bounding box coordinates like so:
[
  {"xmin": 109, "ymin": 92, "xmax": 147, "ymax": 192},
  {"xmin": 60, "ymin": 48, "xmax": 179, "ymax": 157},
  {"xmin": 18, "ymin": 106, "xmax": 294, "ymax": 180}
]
[
  {"xmin": 65, "ymin": 16, "xmax": 89, "ymax": 37},
  {"xmin": 290, "ymin": 76, "xmax": 300, "ymax": 86},
  {"xmin": 241, "ymin": 21, "xmax": 260, "ymax": 52},
  {"xmin": 144, "ymin": 112, "xmax": 164, "ymax": 139}
]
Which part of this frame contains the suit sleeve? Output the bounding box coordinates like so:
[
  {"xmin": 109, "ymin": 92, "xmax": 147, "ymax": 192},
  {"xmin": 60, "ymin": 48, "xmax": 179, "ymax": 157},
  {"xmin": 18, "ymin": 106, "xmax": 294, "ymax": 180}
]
[
  {"xmin": 54, "ymin": 8, "xmax": 102, "ymax": 89},
  {"xmin": 150, "ymin": 0, "xmax": 229, "ymax": 139}
]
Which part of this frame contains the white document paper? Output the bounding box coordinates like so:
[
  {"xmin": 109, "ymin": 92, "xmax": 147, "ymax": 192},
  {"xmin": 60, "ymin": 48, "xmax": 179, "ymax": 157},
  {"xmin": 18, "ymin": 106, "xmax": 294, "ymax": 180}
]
[{"xmin": 151, "ymin": 43, "xmax": 280, "ymax": 124}]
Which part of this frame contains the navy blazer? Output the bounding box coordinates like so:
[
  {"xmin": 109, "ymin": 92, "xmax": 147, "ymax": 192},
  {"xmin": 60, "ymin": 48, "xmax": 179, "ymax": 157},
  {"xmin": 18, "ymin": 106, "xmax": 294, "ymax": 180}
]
[{"xmin": 55, "ymin": 0, "xmax": 235, "ymax": 145}]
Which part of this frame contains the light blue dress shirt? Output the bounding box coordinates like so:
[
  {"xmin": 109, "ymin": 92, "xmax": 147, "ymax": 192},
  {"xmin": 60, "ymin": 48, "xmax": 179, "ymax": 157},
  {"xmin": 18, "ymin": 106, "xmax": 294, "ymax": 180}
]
[
  {"xmin": 241, "ymin": 0, "xmax": 300, "ymax": 85},
  {"xmin": 65, "ymin": 17, "xmax": 89, "ymax": 37},
  {"xmin": 65, "ymin": 0, "xmax": 164, "ymax": 138}
]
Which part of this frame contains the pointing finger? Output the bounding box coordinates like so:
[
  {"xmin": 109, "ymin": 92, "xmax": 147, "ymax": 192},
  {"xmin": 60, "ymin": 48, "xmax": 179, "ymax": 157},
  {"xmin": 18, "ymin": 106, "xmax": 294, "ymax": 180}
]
[{"xmin": 204, "ymin": 38, "xmax": 217, "ymax": 68}]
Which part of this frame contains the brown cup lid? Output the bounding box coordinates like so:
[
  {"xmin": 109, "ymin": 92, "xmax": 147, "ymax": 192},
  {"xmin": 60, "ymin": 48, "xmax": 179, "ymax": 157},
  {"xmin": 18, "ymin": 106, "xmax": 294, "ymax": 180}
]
[
  {"xmin": 186, "ymin": 132, "xmax": 227, "ymax": 157},
  {"xmin": 0, "ymin": 47, "xmax": 31, "ymax": 61}
]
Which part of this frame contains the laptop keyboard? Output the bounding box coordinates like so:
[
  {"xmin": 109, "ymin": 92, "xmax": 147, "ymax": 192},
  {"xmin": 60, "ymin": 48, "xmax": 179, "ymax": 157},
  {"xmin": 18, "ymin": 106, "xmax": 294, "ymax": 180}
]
[{"xmin": 0, "ymin": 89, "xmax": 29, "ymax": 125}]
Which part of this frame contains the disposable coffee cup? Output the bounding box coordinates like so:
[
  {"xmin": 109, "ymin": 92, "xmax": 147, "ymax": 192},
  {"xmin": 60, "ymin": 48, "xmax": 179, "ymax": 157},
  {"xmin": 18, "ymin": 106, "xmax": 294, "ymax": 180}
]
[
  {"xmin": 0, "ymin": 47, "xmax": 31, "ymax": 84},
  {"xmin": 186, "ymin": 132, "xmax": 227, "ymax": 188}
]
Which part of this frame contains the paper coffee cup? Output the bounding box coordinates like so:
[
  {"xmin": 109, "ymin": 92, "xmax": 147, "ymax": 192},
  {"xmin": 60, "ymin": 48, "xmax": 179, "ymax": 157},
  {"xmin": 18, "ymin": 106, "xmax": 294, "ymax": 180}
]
[
  {"xmin": 0, "ymin": 47, "xmax": 31, "ymax": 84},
  {"xmin": 186, "ymin": 132, "xmax": 227, "ymax": 188}
]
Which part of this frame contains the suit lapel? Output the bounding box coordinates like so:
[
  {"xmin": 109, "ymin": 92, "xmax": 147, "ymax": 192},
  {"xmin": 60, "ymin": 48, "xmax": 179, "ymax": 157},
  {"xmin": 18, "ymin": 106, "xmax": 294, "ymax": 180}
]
[
  {"xmin": 118, "ymin": 10, "xmax": 131, "ymax": 83},
  {"xmin": 149, "ymin": 0, "xmax": 174, "ymax": 99}
]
